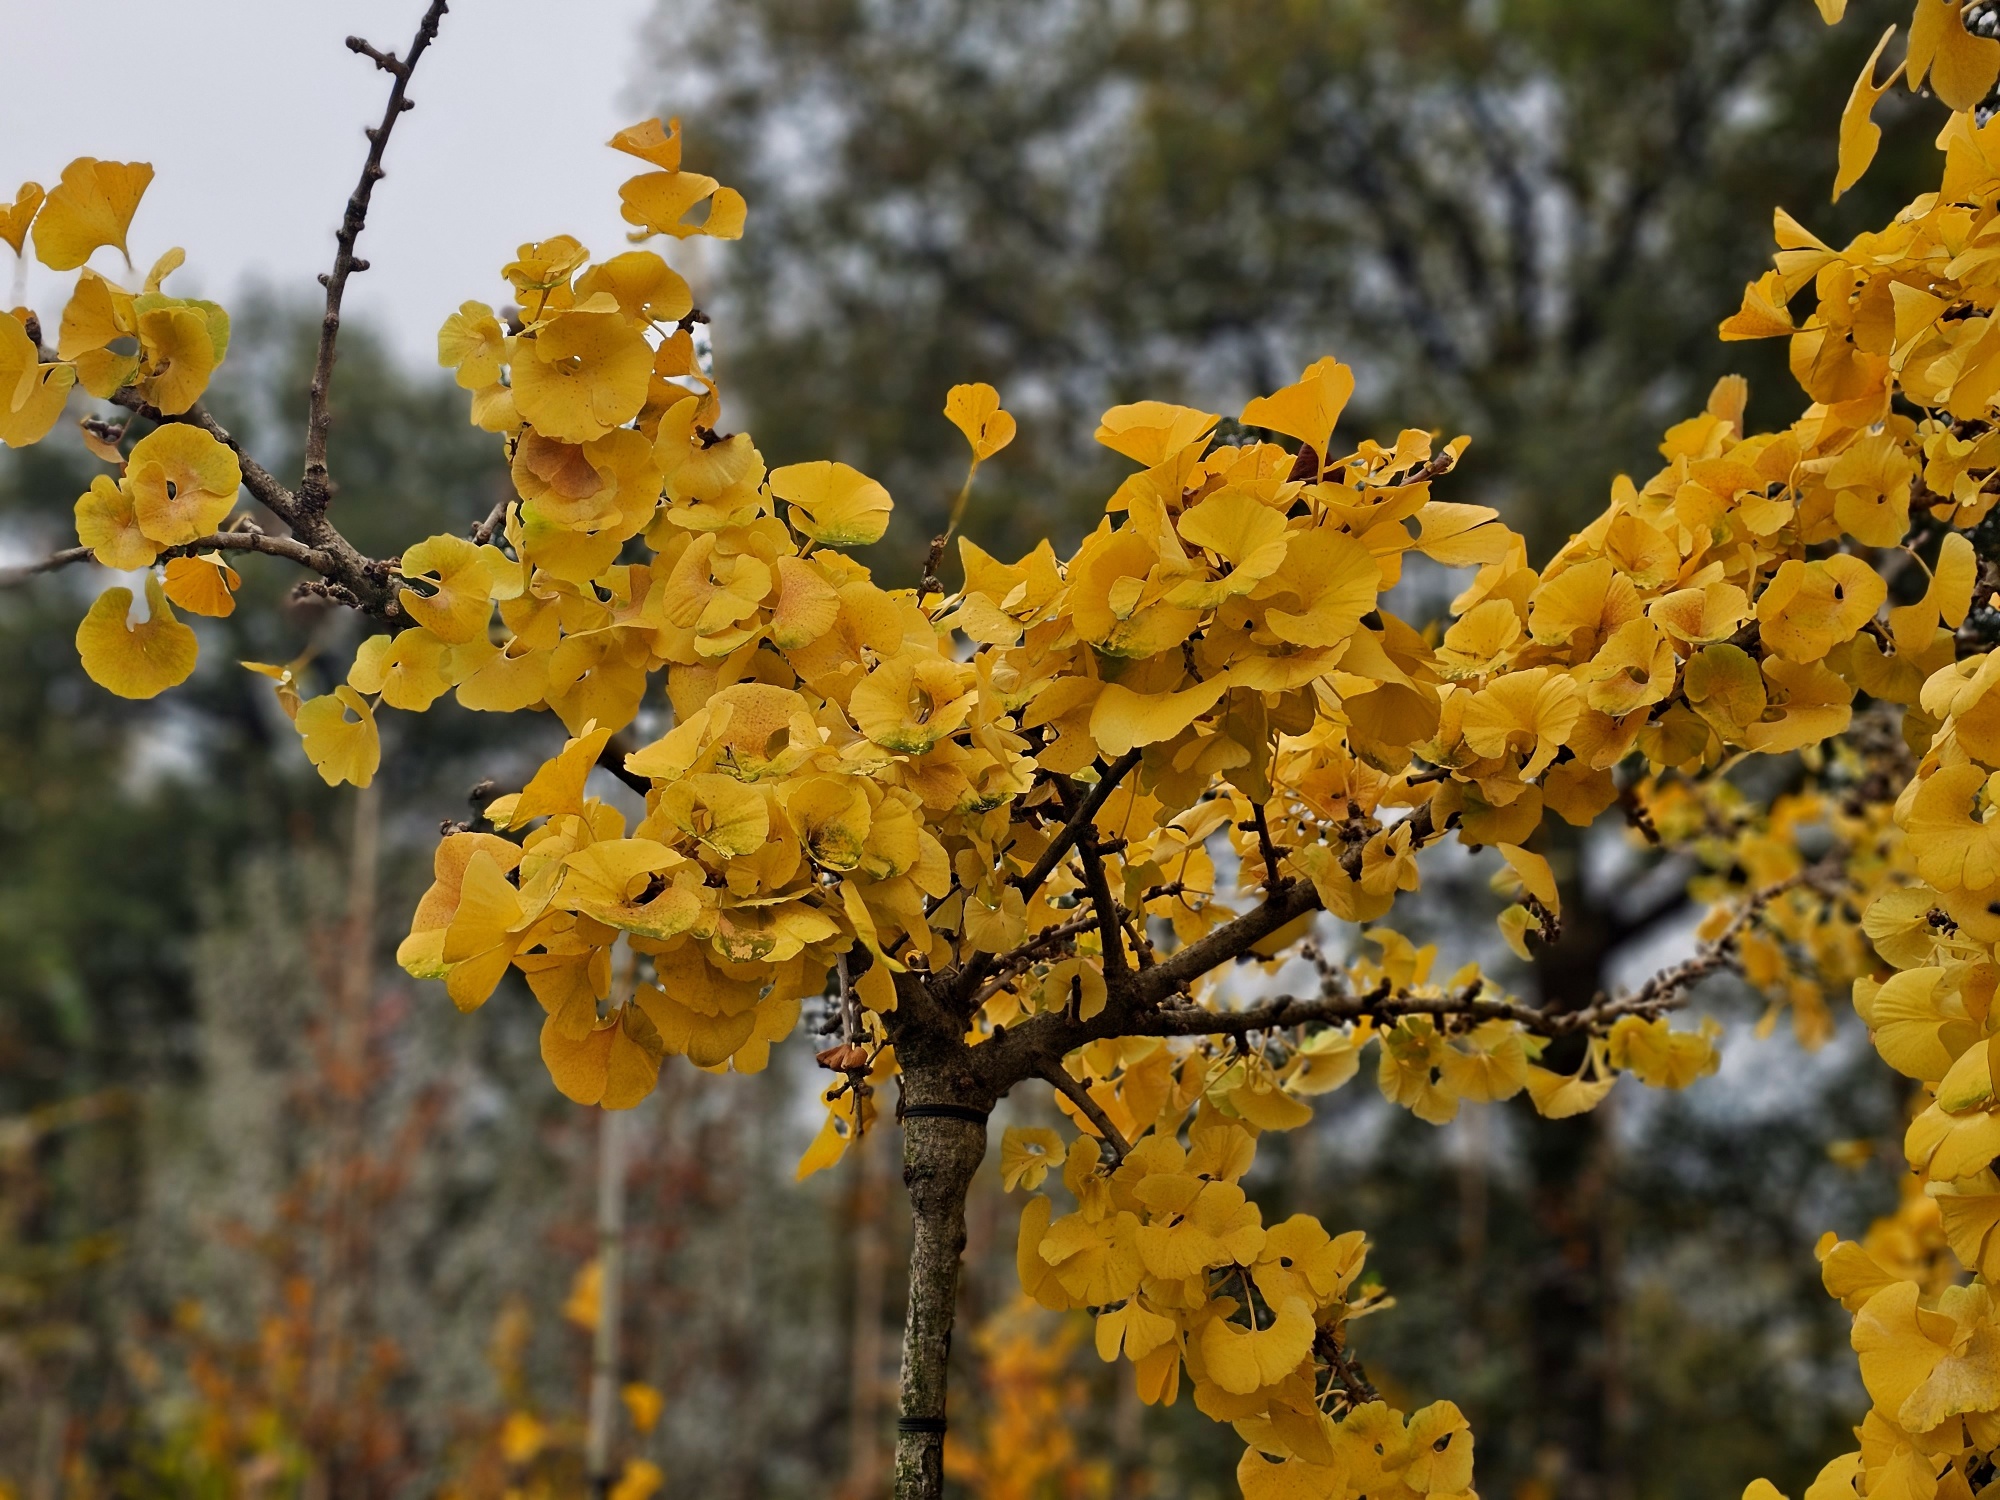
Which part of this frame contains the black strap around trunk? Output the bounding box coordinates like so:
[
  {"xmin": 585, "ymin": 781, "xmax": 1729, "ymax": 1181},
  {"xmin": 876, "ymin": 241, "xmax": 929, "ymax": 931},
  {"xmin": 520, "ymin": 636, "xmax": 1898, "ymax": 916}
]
[{"xmin": 899, "ymin": 1103, "xmax": 990, "ymax": 1124}]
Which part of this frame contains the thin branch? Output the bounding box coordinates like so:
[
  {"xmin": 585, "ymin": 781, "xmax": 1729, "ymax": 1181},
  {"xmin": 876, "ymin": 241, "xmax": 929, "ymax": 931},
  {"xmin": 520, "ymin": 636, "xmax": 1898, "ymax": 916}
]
[
  {"xmin": 1071, "ymin": 817, "xmax": 1129, "ymax": 986},
  {"xmin": 0, "ymin": 546, "xmax": 93, "ymax": 583},
  {"xmin": 1246, "ymin": 804, "xmax": 1284, "ymax": 891},
  {"xmin": 1, "ymin": 528, "xmax": 337, "ymax": 587},
  {"xmin": 1039, "ymin": 1063, "xmax": 1130, "ymax": 1164},
  {"xmin": 301, "ymin": 0, "xmax": 451, "ymax": 513},
  {"xmin": 1011, "ymin": 749, "xmax": 1143, "ymax": 898},
  {"xmin": 1123, "ymin": 861, "xmax": 1836, "ymax": 1042}
]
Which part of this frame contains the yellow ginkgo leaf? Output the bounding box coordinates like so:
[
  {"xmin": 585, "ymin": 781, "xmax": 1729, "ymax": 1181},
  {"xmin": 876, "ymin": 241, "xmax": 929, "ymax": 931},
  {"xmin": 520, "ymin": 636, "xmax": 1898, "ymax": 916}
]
[
  {"xmin": 611, "ymin": 121, "xmax": 748, "ymax": 242},
  {"xmin": 620, "ymin": 1383, "xmax": 665, "ymax": 1436},
  {"xmin": 347, "ymin": 628, "xmax": 455, "ymax": 711},
  {"xmin": 541, "ymin": 1002, "xmax": 666, "ymax": 1109},
  {"xmin": 31, "ymin": 158, "xmax": 152, "ymax": 271},
  {"xmin": 0, "ymin": 182, "xmax": 42, "ymax": 256},
  {"xmin": 134, "ymin": 297, "xmax": 226, "ymax": 415},
  {"xmin": 0, "ymin": 310, "xmax": 76, "ymax": 448},
  {"xmin": 1089, "ymin": 678, "xmax": 1229, "ymax": 757},
  {"xmin": 1198, "ymin": 1296, "xmax": 1316, "ymax": 1395},
  {"xmin": 512, "ymin": 310, "xmax": 653, "ymax": 444},
  {"xmin": 496, "ymin": 723, "xmax": 615, "ymax": 829},
  {"xmin": 1718, "ymin": 269, "xmax": 1796, "ymax": 340},
  {"xmin": 770, "ymin": 460, "xmax": 894, "ymax": 547},
  {"xmin": 1000, "ymin": 1127, "xmax": 1066, "ymax": 1192},
  {"xmin": 437, "ymin": 300, "xmax": 508, "ymax": 390},
  {"xmin": 609, "ymin": 1459, "xmax": 664, "ymax": 1500},
  {"xmin": 1524, "ymin": 1060, "xmax": 1614, "ymax": 1118},
  {"xmin": 73, "ymin": 475, "xmax": 157, "ymax": 570},
  {"xmin": 1816, "ymin": 0, "xmax": 1846, "ymax": 19},
  {"xmin": 295, "ymin": 685, "xmax": 381, "ymax": 789},
  {"xmin": 1835, "ymin": 27, "xmax": 1900, "ymax": 202},
  {"xmin": 608, "ymin": 117, "xmax": 686, "ymax": 170},
  {"xmin": 576, "ymin": 250, "xmax": 694, "ymax": 325},
  {"xmin": 398, "ymin": 533, "xmax": 518, "ymax": 643},
  {"xmin": 944, "ymin": 381, "xmax": 1017, "ymax": 461},
  {"xmin": 1755, "ymin": 555, "xmax": 1885, "ymax": 661},
  {"xmin": 161, "ymin": 552, "xmax": 239, "ymax": 618},
  {"xmin": 75, "ymin": 573, "xmax": 197, "ymax": 700},
  {"xmin": 849, "ymin": 654, "xmax": 977, "ymax": 752},
  {"xmin": 1094, "ymin": 401, "xmax": 1218, "ymax": 466},
  {"xmin": 126, "ymin": 423, "xmax": 241, "ymax": 546},
  {"xmin": 1910, "ymin": 0, "xmax": 2000, "ymax": 112},
  {"xmin": 1260, "ymin": 528, "xmax": 1382, "ymax": 648},
  {"xmin": 1240, "ymin": 355, "xmax": 1355, "ymax": 455},
  {"xmin": 660, "ymin": 773, "xmax": 772, "ymax": 856},
  {"xmin": 242, "ymin": 657, "xmax": 306, "ymax": 723}
]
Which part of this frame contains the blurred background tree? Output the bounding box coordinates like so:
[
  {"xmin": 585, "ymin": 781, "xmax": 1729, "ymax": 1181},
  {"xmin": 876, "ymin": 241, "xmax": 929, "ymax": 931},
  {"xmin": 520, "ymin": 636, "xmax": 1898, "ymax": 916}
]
[{"xmin": 0, "ymin": 1, "xmax": 1941, "ymax": 1495}]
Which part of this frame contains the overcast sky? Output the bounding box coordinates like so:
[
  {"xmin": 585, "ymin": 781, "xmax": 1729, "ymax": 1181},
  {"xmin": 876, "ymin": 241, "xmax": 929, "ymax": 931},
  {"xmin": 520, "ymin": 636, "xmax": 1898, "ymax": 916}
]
[{"xmin": 2, "ymin": 0, "xmax": 669, "ymax": 369}]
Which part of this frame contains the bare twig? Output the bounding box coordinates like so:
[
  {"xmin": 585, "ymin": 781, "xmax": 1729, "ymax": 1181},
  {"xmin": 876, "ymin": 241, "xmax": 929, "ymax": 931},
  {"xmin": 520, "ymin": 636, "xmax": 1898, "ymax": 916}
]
[
  {"xmin": 301, "ymin": 0, "xmax": 451, "ymax": 514},
  {"xmin": 0, "ymin": 546, "xmax": 93, "ymax": 583},
  {"xmin": 965, "ymin": 911, "xmax": 1102, "ymax": 1011}
]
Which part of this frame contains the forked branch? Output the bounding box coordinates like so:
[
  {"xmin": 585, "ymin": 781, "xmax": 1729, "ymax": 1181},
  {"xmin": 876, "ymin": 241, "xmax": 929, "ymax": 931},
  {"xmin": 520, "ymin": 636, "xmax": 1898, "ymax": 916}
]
[{"xmin": 1010, "ymin": 749, "xmax": 1143, "ymax": 898}]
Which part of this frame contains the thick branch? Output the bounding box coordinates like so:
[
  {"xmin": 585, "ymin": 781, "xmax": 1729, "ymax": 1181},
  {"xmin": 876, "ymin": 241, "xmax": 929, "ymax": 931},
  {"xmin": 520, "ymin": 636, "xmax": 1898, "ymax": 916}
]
[
  {"xmin": 300, "ymin": 0, "xmax": 450, "ymax": 513},
  {"xmin": 599, "ymin": 732, "xmax": 653, "ymax": 796},
  {"xmin": 1134, "ymin": 877, "xmax": 1322, "ymax": 1006}
]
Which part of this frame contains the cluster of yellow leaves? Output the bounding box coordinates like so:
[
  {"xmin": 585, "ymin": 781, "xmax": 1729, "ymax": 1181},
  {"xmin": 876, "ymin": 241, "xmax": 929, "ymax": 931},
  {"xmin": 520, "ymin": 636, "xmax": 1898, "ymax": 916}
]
[
  {"xmin": 1005, "ymin": 1104, "xmax": 1468, "ymax": 1500},
  {"xmin": 0, "ymin": 160, "xmax": 247, "ymax": 697},
  {"xmin": 1826, "ymin": 0, "xmax": 2000, "ymax": 201}
]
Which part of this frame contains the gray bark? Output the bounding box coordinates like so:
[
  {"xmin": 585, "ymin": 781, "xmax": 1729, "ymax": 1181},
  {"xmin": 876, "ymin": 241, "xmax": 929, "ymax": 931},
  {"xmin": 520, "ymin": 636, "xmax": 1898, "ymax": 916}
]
[{"xmin": 891, "ymin": 1104, "xmax": 986, "ymax": 1500}]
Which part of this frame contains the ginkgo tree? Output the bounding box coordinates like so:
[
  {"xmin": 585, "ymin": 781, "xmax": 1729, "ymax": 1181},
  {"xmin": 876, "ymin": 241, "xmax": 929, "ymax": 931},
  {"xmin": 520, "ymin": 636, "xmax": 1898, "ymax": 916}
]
[{"xmin": 11, "ymin": 2, "xmax": 2000, "ymax": 1497}]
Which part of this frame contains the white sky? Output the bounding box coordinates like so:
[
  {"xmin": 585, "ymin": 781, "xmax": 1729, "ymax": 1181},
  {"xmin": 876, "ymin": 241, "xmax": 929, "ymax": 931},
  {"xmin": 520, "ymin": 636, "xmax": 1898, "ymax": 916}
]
[{"xmin": 1, "ymin": 0, "xmax": 669, "ymax": 369}]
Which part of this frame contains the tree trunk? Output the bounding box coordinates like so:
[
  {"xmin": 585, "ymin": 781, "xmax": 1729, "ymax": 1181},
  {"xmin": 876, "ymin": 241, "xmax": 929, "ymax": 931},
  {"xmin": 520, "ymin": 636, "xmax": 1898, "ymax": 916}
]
[
  {"xmin": 892, "ymin": 1105, "xmax": 986, "ymax": 1500},
  {"xmin": 846, "ymin": 1117, "xmax": 891, "ymax": 1498}
]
